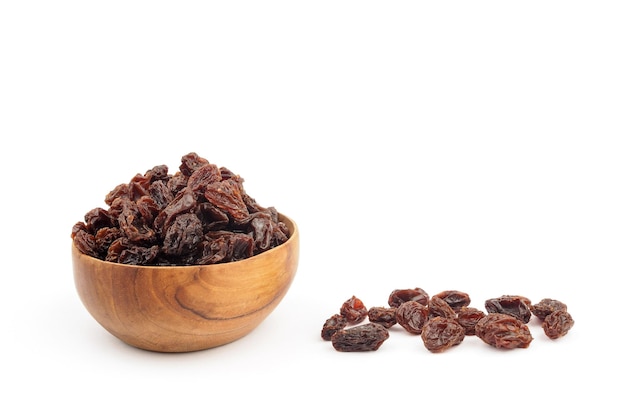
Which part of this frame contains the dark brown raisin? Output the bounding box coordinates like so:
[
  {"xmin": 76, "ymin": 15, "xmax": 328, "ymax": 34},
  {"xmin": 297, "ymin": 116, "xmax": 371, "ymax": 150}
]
[
  {"xmin": 428, "ymin": 295, "xmax": 457, "ymax": 319},
  {"xmin": 388, "ymin": 288, "xmax": 429, "ymax": 308},
  {"xmin": 531, "ymin": 298, "xmax": 568, "ymax": 321},
  {"xmin": 340, "ymin": 296, "xmax": 368, "ymax": 325},
  {"xmin": 421, "ymin": 316, "xmax": 465, "ymax": 353},
  {"xmin": 367, "ymin": 307, "xmax": 397, "ymax": 328},
  {"xmin": 456, "ymin": 307, "xmax": 486, "ymax": 336},
  {"xmin": 331, "ymin": 323, "xmax": 389, "ymax": 352},
  {"xmin": 395, "ymin": 300, "xmax": 429, "ymax": 334},
  {"xmin": 485, "ymin": 295, "xmax": 532, "ymax": 323},
  {"xmin": 433, "ymin": 290, "xmax": 471, "ymax": 312},
  {"xmin": 542, "ymin": 310, "xmax": 574, "ymax": 339},
  {"xmin": 475, "ymin": 313, "xmax": 533, "ymax": 349},
  {"xmin": 321, "ymin": 314, "xmax": 348, "ymax": 341}
]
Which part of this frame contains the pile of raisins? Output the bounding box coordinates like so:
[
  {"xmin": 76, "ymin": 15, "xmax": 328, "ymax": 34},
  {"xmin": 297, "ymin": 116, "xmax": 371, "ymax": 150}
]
[
  {"xmin": 322, "ymin": 289, "xmax": 574, "ymax": 353},
  {"xmin": 71, "ymin": 152, "xmax": 290, "ymax": 265}
]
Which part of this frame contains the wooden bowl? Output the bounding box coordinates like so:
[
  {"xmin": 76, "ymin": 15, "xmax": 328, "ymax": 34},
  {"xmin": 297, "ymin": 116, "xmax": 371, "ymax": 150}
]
[{"xmin": 72, "ymin": 214, "xmax": 299, "ymax": 353}]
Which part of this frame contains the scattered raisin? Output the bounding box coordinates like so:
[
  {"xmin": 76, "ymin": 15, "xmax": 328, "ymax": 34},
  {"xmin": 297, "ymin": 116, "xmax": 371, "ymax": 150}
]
[
  {"xmin": 531, "ymin": 298, "xmax": 568, "ymax": 321},
  {"xmin": 321, "ymin": 314, "xmax": 348, "ymax": 341},
  {"xmin": 542, "ymin": 310, "xmax": 575, "ymax": 339},
  {"xmin": 388, "ymin": 288, "xmax": 429, "ymax": 308},
  {"xmin": 421, "ymin": 317, "xmax": 465, "ymax": 353},
  {"xmin": 475, "ymin": 313, "xmax": 533, "ymax": 349},
  {"xmin": 433, "ymin": 290, "xmax": 471, "ymax": 312},
  {"xmin": 367, "ymin": 307, "xmax": 397, "ymax": 328},
  {"xmin": 428, "ymin": 295, "xmax": 457, "ymax": 319},
  {"xmin": 456, "ymin": 307, "xmax": 486, "ymax": 336},
  {"xmin": 485, "ymin": 295, "xmax": 532, "ymax": 323},
  {"xmin": 395, "ymin": 300, "xmax": 429, "ymax": 334},
  {"xmin": 331, "ymin": 323, "xmax": 389, "ymax": 352},
  {"xmin": 340, "ymin": 296, "xmax": 368, "ymax": 325}
]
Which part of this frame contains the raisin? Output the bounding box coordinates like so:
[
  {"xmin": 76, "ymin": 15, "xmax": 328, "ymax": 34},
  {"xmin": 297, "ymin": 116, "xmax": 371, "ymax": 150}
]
[
  {"xmin": 388, "ymin": 288, "xmax": 429, "ymax": 308},
  {"xmin": 475, "ymin": 313, "xmax": 533, "ymax": 349},
  {"xmin": 179, "ymin": 152, "xmax": 210, "ymax": 176},
  {"xmin": 456, "ymin": 307, "xmax": 486, "ymax": 336},
  {"xmin": 428, "ymin": 295, "xmax": 457, "ymax": 319},
  {"xmin": 395, "ymin": 300, "xmax": 429, "ymax": 334},
  {"xmin": 433, "ymin": 290, "xmax": 471, "ymax": 312},
  {"xmin": 321, "ymin": 314, "xmax": 348, "ymax": 341},
  {"xmin": 340, "ymin": 296, "xmax": 368, "ymax": 325},
  {"xmin": 204, "ymin": 179, "xmax": 249, "ymax": 222},
  {"xmin": 367, "ymin": 307, "xmax": 397, "ymax": 328},
  {"xmin": 485, "ymin": 295, "xmax": 532, "ymax": 323},
  {"xmin": 421, "ymin": 317, "xmax": 465, "ymax": 353},
  {"xmin": 542, "ymin": 310, "xmax": 575, "ymax": 339},
  {"xmin": 531, "ymin": 298, "xmax": 568, "ymax": 321},
  {"xmin": 331, "ymin": 323, "xmax": 389, "ymax": 352},
  {"xmin": 72, "ymin": 152, "xmax": 289, "ymax": 265},
  {"xmin": 162, "ymin": 213, "xmax": 204, "ymax": 257}
]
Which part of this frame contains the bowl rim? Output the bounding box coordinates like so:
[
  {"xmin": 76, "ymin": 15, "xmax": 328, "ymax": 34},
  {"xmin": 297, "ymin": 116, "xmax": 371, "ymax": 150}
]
[{"xmin": 72, "ymin": 213, "xmax": 298, "ymax": 270}]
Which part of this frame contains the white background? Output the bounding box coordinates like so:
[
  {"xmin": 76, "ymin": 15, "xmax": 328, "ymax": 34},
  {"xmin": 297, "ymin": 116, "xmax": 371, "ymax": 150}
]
[{"xmin": 1, "ymin": 1, "xmax": 624, "ymax": 415}]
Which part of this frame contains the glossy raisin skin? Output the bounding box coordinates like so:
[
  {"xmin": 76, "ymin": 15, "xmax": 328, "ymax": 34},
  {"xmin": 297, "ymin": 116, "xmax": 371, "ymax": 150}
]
[
  {"xmin": 428, "ymin": 296, "xmax": 456, "ymax": 319},
  {"xmin": 340, "ymin": 296, "xmax": 368, "ymax": 324},
  {"xmin": 388, "ymin": 288, "xmax": 429, "ymax": 308},
  {"xmin": 367, "ymin": 307, "xmax": 397, "ymax": 328},
  {"xmin": 331, "ymin": 323, "xmax": 390, "ymax": 352},
  {"xmin": 456, "ymin": 307, "xmax": 486, "ymax": 336},
  {"xmin": 475, "ymin": 313, "xmax": 533, "ymax": 349},
  {"xmin": 531, "ymin": 298, "xmax": 568, "ymax": 321},
  {"xmin": 421, "ymin": 317, "xmax": 465, "ymax": 353},
  {"xmin": 71, "ymin": 152, "xmax": 289, "ymax": 266},
  {"xmin": 485, "ymin": 295, "xmax": 532, "ymax": 323},
  {"xmin": 395, "ymin": 300, "xmax": 429, "ymax": 334},
  {"xmin": 542, "ymin": 310, "xmax": 575, "ymax": 339},
  {"xmin": 433, "ymin": 290, "xmax": 471, "ymax": 312},
  {"xmin": 321, "ymin": 314, "xmax": 348, "ymax": 341}
]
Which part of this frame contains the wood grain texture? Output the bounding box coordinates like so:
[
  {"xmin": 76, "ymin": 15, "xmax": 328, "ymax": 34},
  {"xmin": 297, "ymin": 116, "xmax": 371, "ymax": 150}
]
[{"xmin": 73, "ymin": 214, "xmax": 299, "ymax": 352}]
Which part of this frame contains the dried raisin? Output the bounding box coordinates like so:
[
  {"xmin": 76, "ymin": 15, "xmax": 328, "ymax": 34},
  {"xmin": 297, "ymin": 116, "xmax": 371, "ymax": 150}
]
[
  {"xmin": 367, "ymin": 307, "xmax": 397, "ymax": 328},
  {"xmin": 542, "ymin": 310, "xmax": 575, "ymax": 339},
  {"xmin": 475, "ymin": 313, "xmax": 533, "ymax": 349},
  {"xmin": 72, "ymin": 152, "xmax": 290, "ymax": 265},
  {"xmin": 421, "ymin": 317, "xmax": 465, "ymax": 353},
  {"xmin": 433, "ymin": 290, "xmax": 471, "ymax": 312},
  {"xmin": 531, "ymin": 298, "xmax": 568, "ymax": 321},
  {"xmin": 340, "ymin": 296, "xmax": 368, "ymax": 325},
  {"xmin": 331, "ymin": 323, "xmax": 389, "ymax": 352},
  {"xmin": 485, "ymin": 295, "xmax": 532, "ymax": 323},
  {"xmin": 388, "ymin": 288, "xmax": 429, "ymax": 308},
  {"xmin": 321, "ymin": 314, "xmax": 348, "ymax": 341},
  {"xmin": 395, "ymin": 300, "xmax": 429, "ymax": 334},
  {"xmin": 456, "ymin": 307, "xmax": 486, "ymax": 336}
]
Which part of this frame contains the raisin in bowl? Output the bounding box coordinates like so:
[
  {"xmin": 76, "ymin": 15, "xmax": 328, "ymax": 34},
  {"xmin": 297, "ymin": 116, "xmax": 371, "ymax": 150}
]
[{"xmin": 71, "ymin": 153, "xmax": 300, "ymax": 352}]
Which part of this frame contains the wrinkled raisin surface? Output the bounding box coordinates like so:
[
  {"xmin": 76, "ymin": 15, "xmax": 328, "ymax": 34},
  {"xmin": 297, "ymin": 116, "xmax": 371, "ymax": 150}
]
[
  {"xmin": 331, "ymin": 323, "xmax": 390, "ymax": 352},
  {"xmin": 456, "ymin": 307, "xmax": 486, "ymax": 336},
  {"xmin": 485, "ymin": 295, "xmax": 532, "ymax": 323},
  {"xmin": 428, "ymin": 296, "xmax": 456, "ymax": 319},
  {"xmin": 433, "ymin": 290, "xmax": 471, "ymax": 312},
  {"xmin": 340, "ymin": 296, "xmax": 368, "ymax": 325},
  {"xmin": 542, "ymin": 310, "xmax": 575, "ymax": 339},
  {"xmin": 321, "ymin": 314, "xmax": 348, "ymax": 341},
  {"xmin": 367, "ymin": 307, "xmax": 397, "ymax": 328},
  {"xmin": 395, "ymin": 300, "xmax": 429, "ymax": 334},
  {"xmin": 71, "ymin": 152, "xmax": 289, "ymax": 265},
  {"xmin": 475, "ymin": 313, "xmax": 533, "ymax": 349},
  {"xmin": 421, "ymin": 317, "xmax": 465, "ymax": 353},
  {"xmin": 531, "ymin": 298, "xmax": 568, "ymax": 321},
  {"xmin": 388, "ymin": 288, "xmax": 429, "ymax": 307}
]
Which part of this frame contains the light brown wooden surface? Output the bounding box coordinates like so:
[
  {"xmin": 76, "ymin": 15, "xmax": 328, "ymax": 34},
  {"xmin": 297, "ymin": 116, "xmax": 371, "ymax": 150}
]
[{"xmin": 73, "ymin": 214, "xmax": 299, "ymax": 352}]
